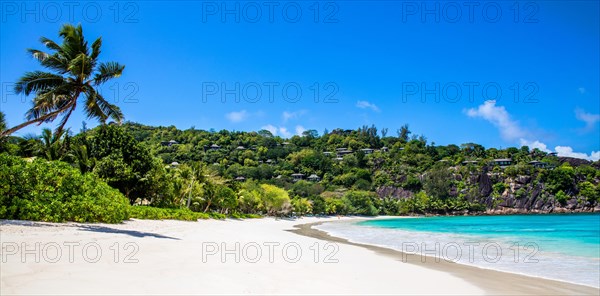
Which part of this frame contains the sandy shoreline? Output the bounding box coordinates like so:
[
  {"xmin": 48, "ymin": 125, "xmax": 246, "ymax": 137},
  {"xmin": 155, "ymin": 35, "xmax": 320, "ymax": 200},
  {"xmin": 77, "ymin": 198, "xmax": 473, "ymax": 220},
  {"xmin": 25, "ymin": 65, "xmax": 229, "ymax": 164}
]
[
  {"xmin": 292, "ymin": 220, "xmax": 600, "ymax": 295},
  {"xmin": 1, "ymin": 217, "xmax": 598, "ymax": 295}
]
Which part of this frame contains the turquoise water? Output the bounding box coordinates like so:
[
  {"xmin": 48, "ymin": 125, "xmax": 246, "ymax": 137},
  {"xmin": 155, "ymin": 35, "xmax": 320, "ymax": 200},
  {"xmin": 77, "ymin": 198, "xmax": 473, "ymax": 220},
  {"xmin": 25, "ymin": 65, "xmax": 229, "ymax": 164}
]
[
  {"xmin": 317, "ymin": 214, "xmax": 600, "ymax": 287},
  {"xmin": 359, "ymin": 214, "xmax": 600, "ymax": 258}
]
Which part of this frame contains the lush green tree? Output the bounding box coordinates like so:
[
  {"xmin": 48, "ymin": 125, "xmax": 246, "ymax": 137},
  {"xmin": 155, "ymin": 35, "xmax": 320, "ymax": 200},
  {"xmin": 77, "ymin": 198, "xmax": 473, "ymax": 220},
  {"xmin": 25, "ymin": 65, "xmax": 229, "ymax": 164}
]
[
  {"xmin": 292, "ymin": 197, "xmax": 313, "ymax": 215},
  {"xmin": 397, "ymin": 124, "xmax": 411, "ymax": 143},
  {"xmin": 423, "ymin": 167, "xmax": 453, "ymax": 199},
  {"xmin": 90, "ymin": 125, "xmax": 159, "ymax": 203},
  {"xmin": 343, "ymin": 191, "xmax": 379, "ymax": 216},
  {"xmin": 238, "ymin": 181, "xmax": 264, "ymax": 214},
  {"xmin": 260, "ymin": 184, "xmax": 291, "ymax": 215},
  {"xmin": 578, "ymin": 181, "xmax": 600, "ymax": 203},
  {"xmin": 545, "ymin": 163, "xmax": 576, "ymax": 194},
  {"xmin": 3, "ymin": 24, "xmax": 124, "ymax": 137}
]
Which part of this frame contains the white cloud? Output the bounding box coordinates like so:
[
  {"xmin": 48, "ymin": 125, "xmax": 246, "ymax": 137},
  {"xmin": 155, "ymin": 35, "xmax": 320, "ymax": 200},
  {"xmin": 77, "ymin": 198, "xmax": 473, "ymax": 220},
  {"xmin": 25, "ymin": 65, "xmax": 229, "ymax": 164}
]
[
  {"xmin": 225, "ymin": 110, "xmax": 248, "ymax": 123},
  {"xmin": 555, "ymin": 146, "xmax": 600, "ymax": 161},
  {"xmin": 578, "ymin": 87, "xmax": 586, "ymax": 94},
  {"xmin": 356, "ymin": 100, "xmax": 380, "ymax": 112},
  {"xmin": 520, "ymin": 138, "xmax": 599, "ymax": 161},
  {"xmin": 465, "ymin": 100, "xmax": 526, "ymax": 141},
  {"xmin": 278, "ymin": 127, "xmax": 292, "ymax": 138},
  {"xmin": 519, "ymin": 139, "xmax": 551, "ymax": 153},
  {"xmin": 295, "ymin": 125, "xmax": 306, "ymax": 136},
  {"xmin": 261, "ymin": 124, "xmax": 278, "ymax": 136},
  {"xmin": 282, "ymin": 110, "xmax": 306, "ymax": 122},
  {"xmin": 575, "ymin": 108, "xmax": 600, "ymax": 131},
  {"xmin": 261, "ymin": 124, "xmax": 307, "ymax": 138}
]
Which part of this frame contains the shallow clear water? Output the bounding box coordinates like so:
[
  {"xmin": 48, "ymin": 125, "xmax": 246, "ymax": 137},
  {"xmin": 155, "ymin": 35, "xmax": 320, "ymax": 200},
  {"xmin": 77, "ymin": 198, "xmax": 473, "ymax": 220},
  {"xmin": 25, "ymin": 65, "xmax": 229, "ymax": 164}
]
[{"xmin": 316, "ymin": 214, "xmax": 600, "ymax": 288}]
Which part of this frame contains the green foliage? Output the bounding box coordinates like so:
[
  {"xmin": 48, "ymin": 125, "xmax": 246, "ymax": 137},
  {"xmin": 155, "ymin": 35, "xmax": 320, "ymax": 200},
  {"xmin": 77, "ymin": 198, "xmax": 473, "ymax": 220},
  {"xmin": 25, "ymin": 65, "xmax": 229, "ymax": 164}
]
[
  {"xmin": 0, "ymin": 112, "xmax": 6, "ymax": 132},
  {"xmin": 324, "ymin": 197, "xmax": 347, "ymax": 215},
  {"xmin": 578, "ymin": 181, "xmax": 600, "ymax": 203},
  {"xmin": 260, "ymin": 184, "xmax": 292, "ymax": 215},
  {"xmin": 292, "ymin": 197, "xmax": 313, "ymax": 215},
  {"xmin": 423, "ymin": 167, "xmax": 453, "ymax": 199},
  {"xmin": 544, "ymin": 164, "xmax": 576, "ymax": 194},
  {"xmin": 129, "ymin": 206, "xmax": 211, "ymax": 221},
  {"xmin": 343, "ymin": 191, "xmax": 380, "ymax": 216},
  {"xmin": 4, "ymin": 119, "xmax": 598, "ymax": 219},
  {"xmin": 0, "ymin": 153, "xmax": 129, "ymax": 223},
  {"xmin": 91, "ymin": 125, "xmax": 165, "ymax": 204},
  {"xmin": 493, "ymin": 182, "xmax": 507, "ymax": 195},
  {"xmin": 555, "ymin": 190, "xmax": 569, "ymax": 206}
]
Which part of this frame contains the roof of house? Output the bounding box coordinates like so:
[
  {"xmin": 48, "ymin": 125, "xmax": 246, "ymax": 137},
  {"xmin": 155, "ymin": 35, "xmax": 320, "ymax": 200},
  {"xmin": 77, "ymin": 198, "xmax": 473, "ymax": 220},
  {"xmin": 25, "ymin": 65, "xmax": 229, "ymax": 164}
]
[
  {"xmin": 291, "ymin": 173, "xmax": 305, "ymax": 177},
  {"xmin": 307, "ymin": 174, "xmax": 319, "ymax": 179}
]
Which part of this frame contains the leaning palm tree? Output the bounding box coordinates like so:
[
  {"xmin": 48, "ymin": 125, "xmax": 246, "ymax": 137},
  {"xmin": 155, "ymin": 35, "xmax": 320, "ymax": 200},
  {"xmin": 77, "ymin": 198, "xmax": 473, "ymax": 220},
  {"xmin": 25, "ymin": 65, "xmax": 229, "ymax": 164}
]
[{"xmin": 1, "ymin": 24, "xmax": 124, "ymax": 137}]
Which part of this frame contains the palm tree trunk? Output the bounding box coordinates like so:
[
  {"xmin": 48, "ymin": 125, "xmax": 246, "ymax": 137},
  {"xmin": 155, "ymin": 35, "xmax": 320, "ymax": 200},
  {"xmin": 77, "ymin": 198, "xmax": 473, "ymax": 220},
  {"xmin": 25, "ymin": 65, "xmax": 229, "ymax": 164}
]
[
  {"xmin": 0, "ymin": 103, "xmax": 74, "ymax": 137},
  {"xmin": 203, "ymin": 200, "xmax": 212, "ymax": 213},
  {"xmin": 55, "ymin": 103, "xmax": 77, "ymax": 135}
]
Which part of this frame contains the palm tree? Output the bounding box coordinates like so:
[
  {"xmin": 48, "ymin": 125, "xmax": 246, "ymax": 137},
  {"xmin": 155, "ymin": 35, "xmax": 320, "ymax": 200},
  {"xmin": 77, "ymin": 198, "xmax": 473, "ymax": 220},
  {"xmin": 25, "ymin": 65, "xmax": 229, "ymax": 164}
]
[
  {"xmin": 71, "ymin": 143, "xmax": 96, "ymax": 173},
  {"xmin": 39, "ymin": 128, "xmax": 69, "ymax": 161},
  {"xmin": 1, "ymin": 24, "xmax": 125, "ymax": 137}
]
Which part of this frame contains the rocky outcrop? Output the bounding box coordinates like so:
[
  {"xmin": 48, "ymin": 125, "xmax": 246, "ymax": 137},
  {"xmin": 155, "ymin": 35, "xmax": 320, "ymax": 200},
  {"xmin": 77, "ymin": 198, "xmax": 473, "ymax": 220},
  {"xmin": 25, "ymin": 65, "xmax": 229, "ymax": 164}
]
[
  {"xmin": 378, "ymin": 168, "xmax": 599, "ymax": 213},
  {"xmin": 558, "ymin": 157, "xmax": 592, "ymax": 167},
  {"xmin": 376, "ymin": 186, "xmax": 414, "ymax": 199}
]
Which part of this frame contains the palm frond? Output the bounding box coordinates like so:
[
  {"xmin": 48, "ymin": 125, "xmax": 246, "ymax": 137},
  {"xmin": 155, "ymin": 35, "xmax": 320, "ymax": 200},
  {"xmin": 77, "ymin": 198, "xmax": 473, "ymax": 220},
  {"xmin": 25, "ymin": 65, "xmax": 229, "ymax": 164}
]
[
  {"xmin": 27, "ymin": 49, "xmax": 51, "ymax": 62},
  {"xmin": 25, "ymin": 90, "xmax": 72, "ymax": 122},
  {"xmin": 39, "ymin": 37, "xmax": 61, "ymax": 51},
  {"xmin": 83, "ymin": 86, "xmax": 123, "ymax": 123},
  {"xmin": 90, "ymin": 37, "xmax": 102, "ymax": 60},
  {"xmin": 68, "ymin": 53, "xmax": 93, "ymax": 80},
  {"xmin": 14, "ymin": 71, "xmax": 66, "ymax": 95},
  {"xmin": 40, "ymin": 55, "xmax": 70, "ymax": 73},
  {"xmin": 93, "ymin": 62, "xmax": 124, "ymax": 85}
]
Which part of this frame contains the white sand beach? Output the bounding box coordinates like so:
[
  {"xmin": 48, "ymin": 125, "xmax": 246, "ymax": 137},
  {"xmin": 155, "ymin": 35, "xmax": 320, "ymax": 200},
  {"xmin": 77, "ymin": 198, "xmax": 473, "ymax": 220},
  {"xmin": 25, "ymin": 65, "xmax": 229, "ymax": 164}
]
[{"xmin": 1, "ymin": 217, "xmax": 598, "ymax": 295}]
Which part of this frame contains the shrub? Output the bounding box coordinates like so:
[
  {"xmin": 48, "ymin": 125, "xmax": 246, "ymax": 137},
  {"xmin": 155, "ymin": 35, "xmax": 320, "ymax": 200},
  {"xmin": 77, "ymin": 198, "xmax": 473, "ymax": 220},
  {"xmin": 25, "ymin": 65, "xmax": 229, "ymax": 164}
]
[
  {"xmin": 129, "ymin": 206, "xmax": 211, "ymax": 221},
  {"xmin": 0, "ymin": 153, "xmax": 129, "ymax": 223}
]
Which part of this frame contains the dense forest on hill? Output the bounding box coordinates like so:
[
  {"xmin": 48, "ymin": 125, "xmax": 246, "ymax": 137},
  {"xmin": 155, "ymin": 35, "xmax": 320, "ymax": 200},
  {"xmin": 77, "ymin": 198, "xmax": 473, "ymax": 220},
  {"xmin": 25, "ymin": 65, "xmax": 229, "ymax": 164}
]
[{"xmin": 2, "ymin": 121, "xmax": 599, "ymax": 222}]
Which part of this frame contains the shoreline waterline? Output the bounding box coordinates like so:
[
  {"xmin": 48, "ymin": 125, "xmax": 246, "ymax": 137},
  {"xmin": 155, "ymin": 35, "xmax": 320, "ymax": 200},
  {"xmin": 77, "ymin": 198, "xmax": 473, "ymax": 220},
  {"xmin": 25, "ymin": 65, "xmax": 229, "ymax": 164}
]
[{"xmin": 290, "ymin": 219, "xmax": 600, "ymax": 296}]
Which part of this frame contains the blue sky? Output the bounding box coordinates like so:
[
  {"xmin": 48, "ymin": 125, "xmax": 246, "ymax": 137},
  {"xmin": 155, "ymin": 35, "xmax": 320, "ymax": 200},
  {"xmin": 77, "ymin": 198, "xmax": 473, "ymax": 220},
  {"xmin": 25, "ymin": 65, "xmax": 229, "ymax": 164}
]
[{"xmin": 1, "ymin": 1, "xmax": 599, "ymax": 160}]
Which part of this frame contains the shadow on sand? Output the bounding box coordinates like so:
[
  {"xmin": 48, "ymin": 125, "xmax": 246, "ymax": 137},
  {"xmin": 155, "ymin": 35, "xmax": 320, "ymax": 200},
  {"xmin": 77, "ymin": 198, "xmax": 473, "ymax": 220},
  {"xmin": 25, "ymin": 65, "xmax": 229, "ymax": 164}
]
[
  {"xmin": 1, "ymin": 220, "xmax": 180, "ymax": 240},
  {"xmin": 77, "ymin": 225, "xmax": 180, "ymax": 240}
]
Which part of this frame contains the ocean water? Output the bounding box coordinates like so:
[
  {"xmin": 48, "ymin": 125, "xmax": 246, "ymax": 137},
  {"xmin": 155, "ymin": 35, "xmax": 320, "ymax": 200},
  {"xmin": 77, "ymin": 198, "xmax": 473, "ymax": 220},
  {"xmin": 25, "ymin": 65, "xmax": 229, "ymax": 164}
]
[{"xmin": 316, "ymin": 214, "xmax": 600, "ymax": 288}]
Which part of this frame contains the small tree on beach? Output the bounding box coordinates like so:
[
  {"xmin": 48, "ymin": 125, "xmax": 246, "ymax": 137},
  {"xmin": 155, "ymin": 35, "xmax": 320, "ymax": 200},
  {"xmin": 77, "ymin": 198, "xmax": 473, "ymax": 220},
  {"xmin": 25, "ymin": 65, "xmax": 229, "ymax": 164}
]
[{"xmin": 2, "ymin": 24, "xmax": 125, "ymax": 137}]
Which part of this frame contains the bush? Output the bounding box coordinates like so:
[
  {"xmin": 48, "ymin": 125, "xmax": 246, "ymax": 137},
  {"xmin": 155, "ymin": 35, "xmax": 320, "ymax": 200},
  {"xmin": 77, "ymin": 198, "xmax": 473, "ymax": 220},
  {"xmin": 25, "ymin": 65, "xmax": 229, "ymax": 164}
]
[
  {"xmin": 129, "ymin": 206, "xmax": 211, "ymax": 221},
  {"xmin": 343, "ymin": 190, "xmax": 380, "ymax": 216},
  {"xmin": 0, "ymin": 153, "xmax": 129, "ymax": 223}
]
